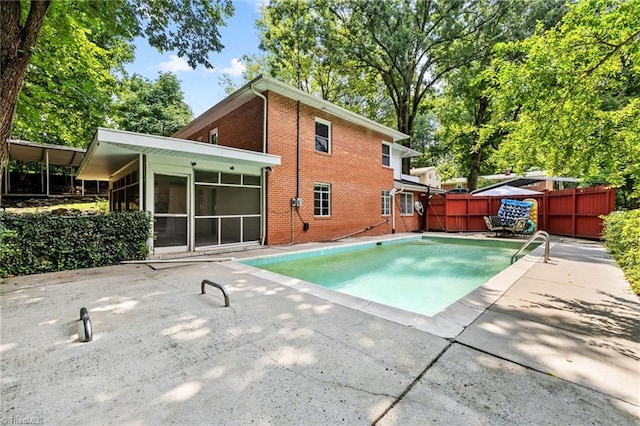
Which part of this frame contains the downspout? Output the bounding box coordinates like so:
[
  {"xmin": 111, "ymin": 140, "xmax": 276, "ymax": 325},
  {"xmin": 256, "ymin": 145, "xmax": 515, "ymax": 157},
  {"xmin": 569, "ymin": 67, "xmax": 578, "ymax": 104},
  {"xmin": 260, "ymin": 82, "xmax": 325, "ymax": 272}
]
[
  {"xmin": 291, "ymin": 100, "xmax": 301, "ymax": 245},
  {"xmin": 296, "ymin": 100, "xmax": 300, "ymax": 199},
  {"xmin": 251, "ymin": 84, "xmax": 268, "ymax": 246},
  {"xmin": 391, "ymin": 185, "xmax": 405, "ymax": 234}
]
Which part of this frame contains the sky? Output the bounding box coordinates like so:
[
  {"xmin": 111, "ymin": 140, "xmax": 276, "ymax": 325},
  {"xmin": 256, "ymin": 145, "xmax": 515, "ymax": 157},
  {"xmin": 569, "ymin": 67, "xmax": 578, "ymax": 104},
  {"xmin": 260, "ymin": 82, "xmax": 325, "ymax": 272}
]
[{"xmin": 124, "ymin": 0, "xmax": 265, "ymax": 117}]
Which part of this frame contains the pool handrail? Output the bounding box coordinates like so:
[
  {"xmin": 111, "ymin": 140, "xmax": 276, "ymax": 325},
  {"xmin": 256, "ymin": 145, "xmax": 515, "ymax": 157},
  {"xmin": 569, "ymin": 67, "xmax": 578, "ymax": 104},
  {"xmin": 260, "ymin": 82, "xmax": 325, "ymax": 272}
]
[
  {"xmin": 511, "ymin": 230, "xmax": 550, "ymax": 264},
  {"xmin": 201, "ymin": 279, "xmax": 230, "ymax": 307}
]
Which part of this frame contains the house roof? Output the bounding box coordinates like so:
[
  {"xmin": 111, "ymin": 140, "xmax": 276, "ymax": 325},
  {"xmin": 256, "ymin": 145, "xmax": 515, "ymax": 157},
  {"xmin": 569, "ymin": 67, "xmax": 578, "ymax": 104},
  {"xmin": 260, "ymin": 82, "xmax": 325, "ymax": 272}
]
[
  {"xmin": 77, "ymin": 128, "xmax": 281, "ymax": 181},
  {"xmin": 8, "ymin": 139, "xmax": 86, "ymax": 167},
  {"xmin": 173, "ymin": 75, "xmax": 410, "ymax": 143}
]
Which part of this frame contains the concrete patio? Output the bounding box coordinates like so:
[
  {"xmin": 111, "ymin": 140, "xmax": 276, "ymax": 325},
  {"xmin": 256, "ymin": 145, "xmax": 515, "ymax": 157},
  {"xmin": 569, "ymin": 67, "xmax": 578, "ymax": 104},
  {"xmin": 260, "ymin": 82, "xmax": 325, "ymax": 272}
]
[{"xmin": 1, "ymin": 234, "xmax": 638, "ymax": 424}]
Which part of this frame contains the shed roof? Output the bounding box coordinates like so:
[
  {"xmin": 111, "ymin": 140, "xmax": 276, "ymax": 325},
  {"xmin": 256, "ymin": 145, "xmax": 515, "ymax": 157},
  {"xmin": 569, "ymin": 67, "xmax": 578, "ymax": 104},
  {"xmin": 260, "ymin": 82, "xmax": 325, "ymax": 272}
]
[
  {"xmin": 8, "ymin": 139, "xmax": 85, "ymax": 167},
  {"xmin": 76, "ymin": 128, "xmax": 281, "ymax": 181}
]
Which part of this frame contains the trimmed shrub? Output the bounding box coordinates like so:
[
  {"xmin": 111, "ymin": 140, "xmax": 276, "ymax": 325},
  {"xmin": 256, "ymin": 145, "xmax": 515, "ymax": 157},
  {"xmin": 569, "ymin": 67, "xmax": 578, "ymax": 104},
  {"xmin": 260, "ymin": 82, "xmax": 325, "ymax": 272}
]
[
  {"xmin": 1, "ymin": 211, "xmax": 151, "ymax": 277},
  {"xmin": 602, "ymin": 209, "xmax": 640, "ymax": 294}
]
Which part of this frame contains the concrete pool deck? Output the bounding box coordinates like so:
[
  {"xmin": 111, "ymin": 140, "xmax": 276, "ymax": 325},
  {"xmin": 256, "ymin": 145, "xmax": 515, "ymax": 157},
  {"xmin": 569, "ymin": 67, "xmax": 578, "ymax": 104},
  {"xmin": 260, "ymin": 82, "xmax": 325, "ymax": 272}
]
[{"xmin": 1, "ymin": 233, "xmax": 638, "ymax": 424}]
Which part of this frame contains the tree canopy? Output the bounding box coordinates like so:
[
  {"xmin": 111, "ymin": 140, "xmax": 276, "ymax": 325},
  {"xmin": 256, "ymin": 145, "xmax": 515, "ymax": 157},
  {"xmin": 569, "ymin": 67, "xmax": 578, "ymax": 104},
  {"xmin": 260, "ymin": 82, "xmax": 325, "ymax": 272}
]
[
  {"xmin": 113, "ymin": 72, "xmax": 193, "ymax": 136},
  {"xmin": 429, "ymin": 0, "xmax": 567, "ymax": 190},
  {"xmin": 1, "ymin": 0, "xmax": 234, "ymax": 194},
  {"xmin": 488, "ymin": 0, "xmax": 640, "ymax": 206}
]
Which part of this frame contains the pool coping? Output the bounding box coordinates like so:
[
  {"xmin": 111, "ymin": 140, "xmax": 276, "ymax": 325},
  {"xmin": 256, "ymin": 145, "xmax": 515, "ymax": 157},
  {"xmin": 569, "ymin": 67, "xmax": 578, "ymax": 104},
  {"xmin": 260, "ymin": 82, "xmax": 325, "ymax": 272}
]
[{"xmin": 224, "ymin": 233, "xmax": 550, "ymax": 339}]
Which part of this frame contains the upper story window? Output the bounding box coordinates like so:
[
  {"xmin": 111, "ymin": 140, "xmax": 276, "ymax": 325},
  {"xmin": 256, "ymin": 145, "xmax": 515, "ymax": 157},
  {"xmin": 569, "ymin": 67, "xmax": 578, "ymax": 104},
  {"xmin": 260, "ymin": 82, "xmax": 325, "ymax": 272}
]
[
  {"xmin": 315, "ymin": 118, "xmax": 331, "ymax": 153},
  {"xmin": 399, "ymin": 193, "xmax": 414, "ymax": 216},
  {"xmin": 382, "ymin": 143, "xmax": 391, "ymax": 167},
  {"xmin": 209, "ymin": 128, "xmax": 218, "ymax": 145}
]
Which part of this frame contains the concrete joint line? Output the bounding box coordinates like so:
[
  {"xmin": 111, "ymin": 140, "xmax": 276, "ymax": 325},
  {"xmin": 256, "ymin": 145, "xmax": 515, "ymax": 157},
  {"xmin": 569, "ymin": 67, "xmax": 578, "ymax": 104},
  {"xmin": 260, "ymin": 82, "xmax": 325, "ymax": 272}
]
[
  {"xmin": 371, "ymin": 341, "xmax": 454, "ymax": 425},
  {"xmin": 452, "ymin": 340, "xmax": 636, "ymax": 407}
]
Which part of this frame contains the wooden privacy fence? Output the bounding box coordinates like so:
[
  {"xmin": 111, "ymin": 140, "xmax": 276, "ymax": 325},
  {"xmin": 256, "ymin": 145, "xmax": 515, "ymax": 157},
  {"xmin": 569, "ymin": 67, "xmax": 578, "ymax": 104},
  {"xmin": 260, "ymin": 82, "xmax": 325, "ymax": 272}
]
[{"xmin": 425, "ymin": 186, "xmax": 616, "ymax": 240}]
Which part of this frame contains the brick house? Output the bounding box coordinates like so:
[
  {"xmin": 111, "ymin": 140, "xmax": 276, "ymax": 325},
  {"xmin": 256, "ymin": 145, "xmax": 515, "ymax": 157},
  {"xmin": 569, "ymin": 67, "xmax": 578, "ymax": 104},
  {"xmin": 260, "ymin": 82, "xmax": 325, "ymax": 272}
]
[{"xmin": 78, "ymin": 76, "xmax": 440, "ymax": 253}]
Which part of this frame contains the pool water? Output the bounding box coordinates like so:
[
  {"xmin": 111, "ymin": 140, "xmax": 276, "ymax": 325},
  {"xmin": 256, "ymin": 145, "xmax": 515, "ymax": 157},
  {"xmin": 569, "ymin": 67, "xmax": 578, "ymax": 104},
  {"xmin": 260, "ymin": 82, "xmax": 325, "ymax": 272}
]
[{"xmin": 244, "ymin": 237, "xmax": 530, "ymax": 317}]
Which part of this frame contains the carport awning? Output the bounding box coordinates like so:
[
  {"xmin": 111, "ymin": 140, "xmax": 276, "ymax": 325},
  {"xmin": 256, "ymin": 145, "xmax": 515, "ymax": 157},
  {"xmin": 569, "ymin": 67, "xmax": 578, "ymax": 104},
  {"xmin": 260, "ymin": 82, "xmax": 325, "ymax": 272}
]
[
  {"xmin": 77, "ymin": 128, "xmax": 281, "ymax": 180},
  {"xmin": 8, "ymin": 139, "xmax": 85, "ymax": 167}
]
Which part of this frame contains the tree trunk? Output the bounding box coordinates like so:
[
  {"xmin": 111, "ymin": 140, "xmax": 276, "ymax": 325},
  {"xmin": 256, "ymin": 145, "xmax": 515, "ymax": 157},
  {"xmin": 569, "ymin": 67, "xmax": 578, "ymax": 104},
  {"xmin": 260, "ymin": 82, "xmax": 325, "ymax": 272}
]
[
  {"xmin": 467, "ymin": 148, "xmax": 483, "ymax": 191},
  {"xmin": 0, "ymin": 0, "xmax": 51, "ymax": 201}
]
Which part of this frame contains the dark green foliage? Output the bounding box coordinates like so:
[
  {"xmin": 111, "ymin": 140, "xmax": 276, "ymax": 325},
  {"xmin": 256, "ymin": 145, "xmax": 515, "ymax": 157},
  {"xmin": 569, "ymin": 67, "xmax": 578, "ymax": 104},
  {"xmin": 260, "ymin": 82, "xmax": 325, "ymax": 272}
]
[
  {"xmin": 603, "ymin": 209, "xmax": 640, "ymax": 294},
  {"xmin": 0, "ymin": 211, "xmax": 151, "ymax": 277},
  {"xmin": 113, "ymin": 72, "xmax": 193, "ymax": 136}
]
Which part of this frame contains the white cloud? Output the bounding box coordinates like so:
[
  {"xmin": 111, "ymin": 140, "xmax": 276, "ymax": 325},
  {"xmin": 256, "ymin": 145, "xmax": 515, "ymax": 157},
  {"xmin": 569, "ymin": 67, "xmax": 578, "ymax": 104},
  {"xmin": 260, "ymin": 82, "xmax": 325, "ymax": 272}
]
[
  {"xmin": 158, "ymin": 55, "xmax": 192, "ymax": 73},
  {"xmin": 219, "ymin": 58, "xmax": 247, "ymax": 77}
]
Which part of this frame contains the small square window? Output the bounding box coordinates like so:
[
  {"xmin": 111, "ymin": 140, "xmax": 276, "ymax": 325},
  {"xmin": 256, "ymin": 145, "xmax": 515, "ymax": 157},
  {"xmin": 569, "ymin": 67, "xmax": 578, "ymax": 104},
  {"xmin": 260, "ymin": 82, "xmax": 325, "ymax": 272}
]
[
  {"xmin": 209, "ymin": 128, "xmax": 218, "ymax": 145},
  {"xmin": 314, "ymin": 183, "xmax": 331, "ymax": 216},
  {"xmin": 315, "ymin": 119, "xmax": 331, "ymax": 153},
  {"xmin": 382, "ymin": 143, "xmax": 391, "ymax": 166}
]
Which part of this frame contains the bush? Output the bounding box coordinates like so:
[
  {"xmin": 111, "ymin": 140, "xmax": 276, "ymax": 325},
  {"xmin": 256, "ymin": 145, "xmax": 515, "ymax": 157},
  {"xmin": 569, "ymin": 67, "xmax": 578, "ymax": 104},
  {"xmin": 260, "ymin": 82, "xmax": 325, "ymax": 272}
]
[
  {"xmin": 602, "ymin": 209, "xmax": 640, "ymax": 294},
  {"xmin": 1, "ymin": 211, "xmax": 151, "ymax": 277}
]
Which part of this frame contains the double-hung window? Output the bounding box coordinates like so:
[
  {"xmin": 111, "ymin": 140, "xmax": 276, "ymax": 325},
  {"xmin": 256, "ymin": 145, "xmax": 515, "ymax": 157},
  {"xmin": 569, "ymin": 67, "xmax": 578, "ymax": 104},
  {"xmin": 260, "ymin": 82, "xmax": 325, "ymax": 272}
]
[
  {"xmin": 315, "ymin": 118, "xmax": 331, "ymax": 153},
  {"xmin": 399, "ymin": 193, "xmax": 413, "ymax": 215},
  {"xmin": 381, "ymin": 190, "xmax": 390, "ymax": 216},
  {"xmin": 314, "ymin": 183, "xmax": 331, "ymax": 217},
  {"xmin": 382, "ymin": 143, "xmax": 391, "ymax": 167}
]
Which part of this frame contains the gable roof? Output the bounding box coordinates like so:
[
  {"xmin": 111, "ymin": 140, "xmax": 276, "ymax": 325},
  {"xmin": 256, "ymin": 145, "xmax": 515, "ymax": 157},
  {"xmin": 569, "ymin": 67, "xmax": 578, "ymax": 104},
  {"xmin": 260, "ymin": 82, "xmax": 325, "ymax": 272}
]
[{"xmin": 173, "ymin": 75, "xmax": 409, "ymax": 143}]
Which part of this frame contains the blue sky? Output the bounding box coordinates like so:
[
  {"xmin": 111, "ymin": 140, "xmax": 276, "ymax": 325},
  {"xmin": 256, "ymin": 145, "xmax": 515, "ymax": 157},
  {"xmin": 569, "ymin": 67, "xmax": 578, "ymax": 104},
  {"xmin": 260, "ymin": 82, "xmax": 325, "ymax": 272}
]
[{"xmin": 125, "ymin": 0, "xmax": 265, "ymax": 117}]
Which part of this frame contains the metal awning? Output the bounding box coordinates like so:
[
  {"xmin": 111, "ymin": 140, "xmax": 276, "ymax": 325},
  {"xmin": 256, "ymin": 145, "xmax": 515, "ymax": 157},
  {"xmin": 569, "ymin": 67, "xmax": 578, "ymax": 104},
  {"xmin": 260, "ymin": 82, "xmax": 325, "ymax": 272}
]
[
  {"xmin": 77, "ymin": 128, "xmax": 281, "ymax": 181},
  {"xmin": 393, "ymin": 179, "xmax": 446, "ymax": 194},
  {"xmin": 8, "ymin": 139, "xmax": 85, "ymax": 166}
]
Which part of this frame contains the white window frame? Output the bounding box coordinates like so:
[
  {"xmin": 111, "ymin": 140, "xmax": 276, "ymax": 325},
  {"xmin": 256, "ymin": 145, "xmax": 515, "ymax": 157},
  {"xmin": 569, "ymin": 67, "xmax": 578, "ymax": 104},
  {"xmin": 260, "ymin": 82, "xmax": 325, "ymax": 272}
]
[
  {"xmin": 314, "ymin": 118, "xmax": 331, "ymax": 154},
  {"xmin": 314, "ymin": 182, "xmax": 331, "ymax": 217},
  {"xmin": 381, "ymin": 190, "xmax": 390, "ymax": 216},
  {"xmin": 382, "ymin": 142, "xmax": 391, "ymax": 167},
  {"xmin": 209, "ymin": 128, "xmax": 218, "ymax": 145},
  {"xmin": 399, "ymin": 193, "xmax": 414, "ymax": 216}
]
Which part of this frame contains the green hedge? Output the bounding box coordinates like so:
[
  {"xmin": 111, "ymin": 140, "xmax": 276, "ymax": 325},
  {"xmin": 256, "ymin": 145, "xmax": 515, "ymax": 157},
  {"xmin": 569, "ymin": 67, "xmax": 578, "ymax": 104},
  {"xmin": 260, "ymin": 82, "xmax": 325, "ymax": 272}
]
[
  {"xmin": 1, "ymin": 211, "xmax": 151, "ymax": 277},
  {"xmin": 602, "ymin": 209, "xmax": 640, "ymax": 294}
]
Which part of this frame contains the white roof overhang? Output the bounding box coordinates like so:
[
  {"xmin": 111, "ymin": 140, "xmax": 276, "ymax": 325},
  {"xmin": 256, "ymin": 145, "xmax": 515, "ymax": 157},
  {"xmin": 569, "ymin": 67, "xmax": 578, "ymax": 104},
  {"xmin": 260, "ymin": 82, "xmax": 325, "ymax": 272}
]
[
  {"xmin": 391, "ymin": 143, "xmax": 422, "ymax": 158},
  {"xmin": 77, "ymin": 128, "xmax": 281, "ymax": 181},
  {"xmin": 173, "ymin": 76, "xmax": 410, "ymax": 143}
]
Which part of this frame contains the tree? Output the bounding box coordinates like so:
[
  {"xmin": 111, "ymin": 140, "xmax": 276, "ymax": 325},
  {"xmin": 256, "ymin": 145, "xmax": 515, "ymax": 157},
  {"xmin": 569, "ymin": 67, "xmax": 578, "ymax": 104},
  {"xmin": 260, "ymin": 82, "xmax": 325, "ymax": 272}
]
[
  {"xmin": 427, "ymin": 0, "xmax": 567, "ymax": 190},
  {"xmin": 489, "ymin": 0, "xmax": 640, "ymax": 206},
  {"xmin": 255, "ymin": 0, "xmax": 395, "ymax": 125},
  {"xmin": 11, "ymin": 1, "xmax": 135, "ymax": 148},
  {"xmin": 0, "ymin": 0, "xmax": 234, "ymax": 196},
  {"xmin": 113, "ymin": 72, "xmax": 193, "ymax": 136},
  {"xmin": 324, "ymin": 0, "xmax": 504, "ymax": 173}
]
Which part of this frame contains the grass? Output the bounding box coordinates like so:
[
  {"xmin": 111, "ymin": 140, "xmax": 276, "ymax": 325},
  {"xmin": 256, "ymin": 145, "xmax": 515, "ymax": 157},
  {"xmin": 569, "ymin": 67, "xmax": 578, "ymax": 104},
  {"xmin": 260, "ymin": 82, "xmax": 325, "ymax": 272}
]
[{"xmin": 4, "ymin": 200, "xmax": 109, "ymax": 214}]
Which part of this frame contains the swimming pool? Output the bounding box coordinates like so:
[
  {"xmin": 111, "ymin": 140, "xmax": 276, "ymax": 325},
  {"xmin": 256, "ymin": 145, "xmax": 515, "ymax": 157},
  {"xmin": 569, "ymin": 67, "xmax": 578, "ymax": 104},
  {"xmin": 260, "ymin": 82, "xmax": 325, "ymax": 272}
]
[{"xmin": 242, "ymin": 236, "xmax": 533, "ymax": 317}]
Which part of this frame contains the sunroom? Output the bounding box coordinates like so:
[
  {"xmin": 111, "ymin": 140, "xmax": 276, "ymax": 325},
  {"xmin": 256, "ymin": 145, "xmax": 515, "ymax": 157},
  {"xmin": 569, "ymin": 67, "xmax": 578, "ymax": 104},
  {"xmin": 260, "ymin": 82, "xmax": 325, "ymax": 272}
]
[{"xmin": 77, "ymin": 128, "xmax": 281, "ymax": 253}]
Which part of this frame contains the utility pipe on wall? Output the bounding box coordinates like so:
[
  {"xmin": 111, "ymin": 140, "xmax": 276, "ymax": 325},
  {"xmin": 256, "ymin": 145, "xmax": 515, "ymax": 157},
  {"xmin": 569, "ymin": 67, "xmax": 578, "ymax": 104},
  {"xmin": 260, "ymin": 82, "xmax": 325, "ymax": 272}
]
[{"xmin": 251, "ymin": 83, "xmax": 268, "ymax": 246}]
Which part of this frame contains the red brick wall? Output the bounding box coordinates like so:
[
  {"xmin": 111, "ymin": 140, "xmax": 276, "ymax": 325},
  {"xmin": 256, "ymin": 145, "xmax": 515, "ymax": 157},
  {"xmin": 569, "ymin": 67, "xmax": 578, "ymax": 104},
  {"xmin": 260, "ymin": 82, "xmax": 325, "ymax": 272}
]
[
  {"xmin": 264, "ymin": 91, "xmax": 420, "ymax": 245},
  {"xmin": 178, "ymin": 90, "xmax": 421, "ymax": 245},
  {"xmin": 183, "ymin": 97, "xmax": 263, "ymax": 152}
]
